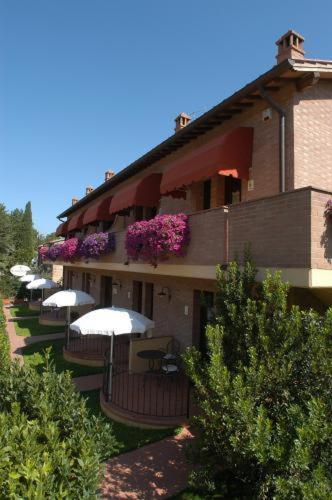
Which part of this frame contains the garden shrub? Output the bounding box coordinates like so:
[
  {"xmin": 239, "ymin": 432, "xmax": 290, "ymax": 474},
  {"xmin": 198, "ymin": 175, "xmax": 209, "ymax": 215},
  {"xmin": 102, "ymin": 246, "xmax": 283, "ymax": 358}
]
[
  {"xmin": 184, "ymin": 261, "xmax": 332, "ymax": 499},
  {"xmin": 0, "ymin": 299, "xmax": 118, "ymax": 498}
]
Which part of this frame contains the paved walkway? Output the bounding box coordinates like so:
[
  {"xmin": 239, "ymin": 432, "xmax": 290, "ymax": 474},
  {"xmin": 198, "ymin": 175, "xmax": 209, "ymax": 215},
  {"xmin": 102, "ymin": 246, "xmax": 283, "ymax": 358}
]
[{"xmin": 100, "ymin": 428, "xmax": 194, "ymax": 499}]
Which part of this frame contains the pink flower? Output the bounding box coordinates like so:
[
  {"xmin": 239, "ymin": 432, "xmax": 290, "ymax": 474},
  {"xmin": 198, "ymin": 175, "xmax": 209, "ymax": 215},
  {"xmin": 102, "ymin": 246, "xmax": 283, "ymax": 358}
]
[{"xmin": 125, "ymin": 213, "xmax": 190, "ymax": 266}]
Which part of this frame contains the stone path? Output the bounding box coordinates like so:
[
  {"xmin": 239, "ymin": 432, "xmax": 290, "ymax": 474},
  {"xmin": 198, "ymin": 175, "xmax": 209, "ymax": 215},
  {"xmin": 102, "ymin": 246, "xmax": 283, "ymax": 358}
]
[
  {"xmin": 4, "ymin": 305, "xmax": 192, "ymax": 499},
  {"xmin": 100, "ymin": 427, "xmax": 194, "ymax": 499}
]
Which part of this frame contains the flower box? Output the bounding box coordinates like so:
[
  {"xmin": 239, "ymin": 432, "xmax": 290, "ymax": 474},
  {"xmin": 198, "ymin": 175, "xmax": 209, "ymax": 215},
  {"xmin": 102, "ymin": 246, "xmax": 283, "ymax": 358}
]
[{"xmin": 125, "ymin": 213, "xmax": 190, "ymax": 266}]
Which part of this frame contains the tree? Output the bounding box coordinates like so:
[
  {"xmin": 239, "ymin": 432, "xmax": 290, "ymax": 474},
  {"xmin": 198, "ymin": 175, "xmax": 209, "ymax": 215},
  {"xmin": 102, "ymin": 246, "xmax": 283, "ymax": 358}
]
[
  {"xmin": 20, "ymin": 201, "xmax": 34, "ymax": 265},
  {"xmin": 184, "ymin": 261, "xmax": 332, "ymax": 498},
  {"xmin": 0, "ymin": 204, "xmax": 12, "ymax": 271}
]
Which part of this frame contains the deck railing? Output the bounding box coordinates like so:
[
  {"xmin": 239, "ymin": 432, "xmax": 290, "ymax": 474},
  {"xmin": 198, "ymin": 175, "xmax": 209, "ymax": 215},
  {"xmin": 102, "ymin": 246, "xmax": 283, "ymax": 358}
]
[{"xmin": 102, "ymin": 341, "xmax": 190, "ymax": 419}]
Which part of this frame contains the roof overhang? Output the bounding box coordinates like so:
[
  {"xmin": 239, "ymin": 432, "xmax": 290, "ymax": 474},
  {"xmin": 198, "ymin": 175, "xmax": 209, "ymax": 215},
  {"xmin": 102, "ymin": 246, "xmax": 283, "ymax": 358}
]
[{"xmin": 58, "ymin": 57, "xmax": 332, "ymax": 219}]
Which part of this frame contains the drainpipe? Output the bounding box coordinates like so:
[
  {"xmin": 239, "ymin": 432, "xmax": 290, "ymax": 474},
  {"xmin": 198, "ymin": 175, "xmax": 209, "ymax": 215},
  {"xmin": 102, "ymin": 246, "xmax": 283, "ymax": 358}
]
[{"xmin": 259, "ymin": 86, "xmax": 286, "ymax": 193}]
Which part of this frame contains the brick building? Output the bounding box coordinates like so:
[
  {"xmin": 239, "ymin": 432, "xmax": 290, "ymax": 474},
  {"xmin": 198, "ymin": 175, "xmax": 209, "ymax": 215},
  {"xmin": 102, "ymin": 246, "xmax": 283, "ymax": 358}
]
[{"xmin": 46, "ymin": 31, "xmax": 332, "ymax": 426}]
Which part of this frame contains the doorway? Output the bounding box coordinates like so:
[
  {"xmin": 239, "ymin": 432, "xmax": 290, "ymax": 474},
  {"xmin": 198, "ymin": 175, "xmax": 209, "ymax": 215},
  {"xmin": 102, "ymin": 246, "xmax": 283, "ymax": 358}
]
[
  {"xmin": 101, "ymin": 276, "xmax": 113, "ymax": 307},
  {"xmin": 193, "ymin": 290, "xmax": 215, "ymax": 355}
]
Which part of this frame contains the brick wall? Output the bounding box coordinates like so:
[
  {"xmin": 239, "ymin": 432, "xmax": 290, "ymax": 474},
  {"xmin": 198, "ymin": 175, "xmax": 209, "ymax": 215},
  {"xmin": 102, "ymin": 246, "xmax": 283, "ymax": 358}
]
[
  {"xmin": 293, "ymin": 81, "xmax": 332, "ymax": 192},
  {"xmin": 228, "ymin": 188, "xmax": 311, "ymax": 268},
  {"xmin": 62, "ymin": 265, "xmax": 215, "ymax": 348}
]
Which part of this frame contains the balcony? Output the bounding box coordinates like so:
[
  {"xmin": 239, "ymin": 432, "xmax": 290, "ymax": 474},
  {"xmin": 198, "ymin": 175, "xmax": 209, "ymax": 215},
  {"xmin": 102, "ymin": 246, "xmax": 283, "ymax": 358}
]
[{"xmin": 49, "ymin": 187, "xmax": 332, "ymax": 284}]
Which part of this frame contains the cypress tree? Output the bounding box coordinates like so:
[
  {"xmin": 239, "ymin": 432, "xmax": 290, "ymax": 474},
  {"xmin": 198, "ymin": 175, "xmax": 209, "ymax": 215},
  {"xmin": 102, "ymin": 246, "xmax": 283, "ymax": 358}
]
[{"xmin": 20, "ymin": 201, "xmax": 34, "ymax": 265}]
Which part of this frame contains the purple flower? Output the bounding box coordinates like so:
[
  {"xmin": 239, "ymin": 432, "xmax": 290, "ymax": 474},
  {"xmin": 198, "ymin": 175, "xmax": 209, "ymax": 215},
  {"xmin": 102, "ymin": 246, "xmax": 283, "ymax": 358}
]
[
  {"xmin": 38, "ymin": 246, "xmax": 49, "ymax": 261},
  {"xmin": 79, "ymin": 232, "xmax": 115, "ymax": 259},
  {"xmin": 60, "ymin": 238, "xmax": 82, "ymax": 262},
  {"xmin": 125, "ymin": 213, "xmax": 190, "ymax": 266},
  {"xmin": 47, "ymin": 244, "xmax": 63, "ymax": 261}
]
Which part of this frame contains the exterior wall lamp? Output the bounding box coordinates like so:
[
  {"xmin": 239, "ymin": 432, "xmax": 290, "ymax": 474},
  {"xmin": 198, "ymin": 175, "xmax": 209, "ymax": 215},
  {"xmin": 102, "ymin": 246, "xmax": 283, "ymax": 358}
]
[
  {"xmin": 112, "ymin": 280, "xmax": 122, "ymax": 294},
  {"xmin": 158, "ymin": 287, "xmax": 171, "ymax": 301}
]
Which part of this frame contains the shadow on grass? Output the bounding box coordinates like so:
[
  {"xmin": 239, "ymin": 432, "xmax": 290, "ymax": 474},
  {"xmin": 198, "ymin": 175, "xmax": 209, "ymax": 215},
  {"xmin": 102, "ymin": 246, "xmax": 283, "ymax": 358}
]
[
  {"xmin": 83, "ymin": 389, "xmax": 179, "ymax": 457},
  {"xmin": 10, "ymin": 305, "xmax": 40, "ymax": 318},
  {"xmin": 13, "ymin": 317, "xmax": 64, "ymax": 336},
  {"xmin": 22, "ymin": 339, "xmax": 104, "ymax": 378}
]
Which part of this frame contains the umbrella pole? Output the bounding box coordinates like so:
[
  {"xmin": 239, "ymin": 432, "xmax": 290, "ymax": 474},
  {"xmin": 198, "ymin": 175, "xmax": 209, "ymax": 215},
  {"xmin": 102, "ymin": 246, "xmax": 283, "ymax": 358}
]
[
  {"xmin": 107, "ymin": 332, "xmax": 114, "ymax": 402},
  {"xmin": 66, "ymin": 306, "xmax": 71, "ymax": 349}
]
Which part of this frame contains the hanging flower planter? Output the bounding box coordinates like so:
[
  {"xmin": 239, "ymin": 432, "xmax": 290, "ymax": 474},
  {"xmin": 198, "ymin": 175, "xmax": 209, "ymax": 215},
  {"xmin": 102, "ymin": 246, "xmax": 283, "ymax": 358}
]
[
  {"xmin": 38, "ymin": 233, "xmax": 115, "ymax": 263},
  {"xmin": 79, "ymin": 232, "xmax": 115, "ymax": 259},
  {"xmin": 125, "ymin": 213, "xmax": 190, "ymax": 267}
]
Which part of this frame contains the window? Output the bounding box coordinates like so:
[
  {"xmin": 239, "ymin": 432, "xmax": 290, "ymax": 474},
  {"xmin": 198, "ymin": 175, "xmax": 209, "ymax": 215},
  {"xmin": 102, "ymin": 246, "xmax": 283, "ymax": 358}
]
[
  {"xmin": 203, "ymin": 179, "xmax": 211, "ymax": 210},
  {"xmin": 134, "ymin": 206, "xmax": 144, "ymax": 222},
  {"xmin": 145, "ymin": 206, "xmax": 157, "ymax": 221},
  {"xmin": 102, "ymin": 220, "xmax": 114, "ymax": 231}
]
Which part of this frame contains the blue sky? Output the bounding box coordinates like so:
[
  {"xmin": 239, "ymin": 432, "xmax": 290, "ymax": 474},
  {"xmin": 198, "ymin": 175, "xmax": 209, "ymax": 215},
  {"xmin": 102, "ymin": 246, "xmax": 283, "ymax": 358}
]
[{"xmin": 0, "ymin": 0, "xmax": 331, "ymax": 234}]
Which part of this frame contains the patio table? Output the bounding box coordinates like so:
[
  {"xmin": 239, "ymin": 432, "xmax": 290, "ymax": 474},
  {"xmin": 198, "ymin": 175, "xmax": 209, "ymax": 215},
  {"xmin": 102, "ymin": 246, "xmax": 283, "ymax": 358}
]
[{"xmin": 137, "ymin": 349, "xmax": 165, "ymax": 371}]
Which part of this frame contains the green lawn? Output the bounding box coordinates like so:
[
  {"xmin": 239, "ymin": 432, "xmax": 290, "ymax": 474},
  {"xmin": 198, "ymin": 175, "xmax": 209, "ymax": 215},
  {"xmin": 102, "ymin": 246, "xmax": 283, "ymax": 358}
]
[
  {"xmin": 13, "ymin": 317, "xmax": 64, "ymax": 336},
  {"xmin": 10, "ymin": 305, "xmax": 40, "ymax": 318},
  {"xmin": 22, "ymin": 339, "xmax": 104, "ymax": 377},
  {"xmin": 83, "ymin": 390, "xmax": 178, "ymax": 456}
]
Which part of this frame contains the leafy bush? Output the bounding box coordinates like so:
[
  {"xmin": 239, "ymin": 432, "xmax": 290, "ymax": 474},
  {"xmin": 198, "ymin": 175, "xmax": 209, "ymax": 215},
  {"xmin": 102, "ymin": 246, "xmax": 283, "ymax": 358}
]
[
  {"xmin": 184, "ymin": 261, "xmax": 332, "ymax": 498},
  {"xmin": 0, "ymin": 300, "xmax": 118, "ymax": 498},
  {"xmin": 0, "ymin": 300, "xmax": 10, "ymax": 370},
  {"xmin": 125, "ymin": 213, "xmax": 190, "ymax": 266}
]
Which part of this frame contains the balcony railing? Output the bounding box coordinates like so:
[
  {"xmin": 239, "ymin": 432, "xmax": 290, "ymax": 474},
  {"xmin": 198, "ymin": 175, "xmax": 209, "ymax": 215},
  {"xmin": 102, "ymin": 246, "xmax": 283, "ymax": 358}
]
[
  {"xmin": 102, "ymin": 342, "xmax": 190, "ymax": 420},
  {"xmin": 48, "ymin": 187, "xmax": 332, "ymax": 272}
]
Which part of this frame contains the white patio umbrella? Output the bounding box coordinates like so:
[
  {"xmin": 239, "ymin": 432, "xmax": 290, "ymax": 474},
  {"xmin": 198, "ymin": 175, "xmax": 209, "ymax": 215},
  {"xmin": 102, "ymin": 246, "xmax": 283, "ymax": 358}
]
[
  {"xmin": 20, "ymin": 274, "xmax": 41, "ymax": 300},
  {"xmin": 43, "ymin": 289, "xmax": 95, "ymax": 342},
  {"xmin": 27, "ymin": 278, "xmax": 59, "ymax": 303},
  {"xmin": 19, "ymin": 274, "xmax": 41, "ymax": 283},
  {"xmin": 70, "ymin": 307, "xmax": 155, "ymax": 401},
  {"xmin": 10, "ymin": 264, "xmax": 31, "ymax": 277}
]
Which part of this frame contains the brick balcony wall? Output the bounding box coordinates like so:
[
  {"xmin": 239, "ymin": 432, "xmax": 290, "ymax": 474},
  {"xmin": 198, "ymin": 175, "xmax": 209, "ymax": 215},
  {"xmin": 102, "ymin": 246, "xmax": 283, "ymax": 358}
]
[
  {"xmin": 293, "ymin": 81, "xmax": 332, "ymax": 193},
  {"xmin": 58, "ymin": 188, "xmax": 332, "ymax": 273},
  {"xmin": 228, "ymin": 188, "xmax": 312, "ymax": 268}
]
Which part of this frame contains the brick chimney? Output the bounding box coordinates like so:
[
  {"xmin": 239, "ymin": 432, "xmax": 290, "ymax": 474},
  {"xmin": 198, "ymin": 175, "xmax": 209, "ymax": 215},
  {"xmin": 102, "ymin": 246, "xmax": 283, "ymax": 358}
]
[
  {"xmin": 105, "ymin": 170, "xmax": 115, "ymax": 182},
  {"xmin": 72, "ymin": 197, "xmax": 78, "ymax": 205},
  {"xmin": 174, "ymin": 112, "xmax": 191, "ymax": 133},
  {"xmin": 276, "ymin": 30, "xmax": 305, "ymax": 64},
  {"xmin": 85, "ymin": 186, "xmax": 94, "ymax": 196}
]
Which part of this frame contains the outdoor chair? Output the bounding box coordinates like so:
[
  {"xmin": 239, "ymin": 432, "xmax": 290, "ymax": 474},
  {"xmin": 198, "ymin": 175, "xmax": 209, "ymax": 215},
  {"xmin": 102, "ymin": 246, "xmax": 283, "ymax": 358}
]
[{"xmin": 162, "ymin": 338, "xmax": 181, "ymax": 362}]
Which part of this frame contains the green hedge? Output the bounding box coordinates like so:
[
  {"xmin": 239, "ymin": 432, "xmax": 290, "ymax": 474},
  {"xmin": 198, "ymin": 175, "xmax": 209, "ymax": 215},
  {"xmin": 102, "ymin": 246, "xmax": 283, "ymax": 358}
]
[
  {"xmin": 0, "ymin": 299, "xmax": 10, "ymax": 369},
  {"xmin": 0, "ymin": 299, "xmax": 118, "ymax": 498}
]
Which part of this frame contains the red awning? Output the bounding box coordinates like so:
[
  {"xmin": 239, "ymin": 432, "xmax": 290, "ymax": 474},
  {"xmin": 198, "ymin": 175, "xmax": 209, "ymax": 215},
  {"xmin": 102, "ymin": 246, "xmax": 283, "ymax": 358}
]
[
  {"xmin": 67, "ymin": 210, "xmax": 87, "ymax": 232},
  {"xmin": 160, "ymin": 127, "xmax": 253, "ymax": 194},
  {"xmin": 82, "ymin": 196, "xmax": 114, "ymax": 226},
  {"xmin": 55, "ymin": 221, "xmax": 69, "ymax": 237},
  {"xmin": 109, "ymin": 173, "xmax": 162, "ymax": 215}
]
